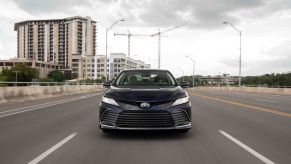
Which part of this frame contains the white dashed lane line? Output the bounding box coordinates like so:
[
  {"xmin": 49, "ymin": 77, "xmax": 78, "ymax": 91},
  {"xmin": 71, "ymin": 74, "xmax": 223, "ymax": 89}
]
[
  {"xmin": 219, "ymin": 130, "xmax": 275, "ymax": 164},
  {"xmin": 28, "ymin": 133, "xmax": 78, "ymax": 164}
]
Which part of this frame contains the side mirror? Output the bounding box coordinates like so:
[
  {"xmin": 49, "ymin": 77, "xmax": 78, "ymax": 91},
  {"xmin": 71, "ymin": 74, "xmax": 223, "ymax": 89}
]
[
  {"xmin": 179, "ymin": 81, "xmax": 189, "ymax": 88},
  {"xmin": 102, "ymin": 81, "xmax": 111, "ymax": 88}
]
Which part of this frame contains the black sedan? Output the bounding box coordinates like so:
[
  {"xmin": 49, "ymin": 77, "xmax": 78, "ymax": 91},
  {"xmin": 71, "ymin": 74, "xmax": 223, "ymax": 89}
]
[{"xmin": 99, "ymin": 69, "xmax": 191, "ymax": 133}]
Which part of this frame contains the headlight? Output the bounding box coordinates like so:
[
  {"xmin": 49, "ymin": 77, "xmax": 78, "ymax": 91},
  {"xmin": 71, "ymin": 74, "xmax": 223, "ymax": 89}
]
[
  {"xmin": 102, "ymin": 96, "xmax": 119, "ymax": 107},
  {"xmin": 172, "ymin": 96, "xmax": 189, "ymax": 106}
]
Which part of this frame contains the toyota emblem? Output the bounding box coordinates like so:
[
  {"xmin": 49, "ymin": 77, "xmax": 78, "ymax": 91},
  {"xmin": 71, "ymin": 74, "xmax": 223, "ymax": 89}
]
[{"xmin": 140, "ymin": 102, "xmax": 151, "ymax": 109}]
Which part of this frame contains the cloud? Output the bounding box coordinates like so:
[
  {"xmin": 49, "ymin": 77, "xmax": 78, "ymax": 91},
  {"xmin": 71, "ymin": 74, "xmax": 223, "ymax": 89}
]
[
  {"xmin": 1, "ymin": 0, "xmax": 291, "ymax": 75},
  {"xmin": 117, "ymin": 0, "xmax": 266, "ymax": 28},
  {"xmin": 10, "ymin": 0, "xmax": 91, "ymax": 14},
  {"xmin": 244, "ymin": 40, "xmax": 291, "ymax": 75},
  {"xmin": 8, "ymin": 0, "xmax": 291, "ymax": 29},
  {"xmin": 261, "ymin": 40, "xmax": 291, "ymax": 69}
]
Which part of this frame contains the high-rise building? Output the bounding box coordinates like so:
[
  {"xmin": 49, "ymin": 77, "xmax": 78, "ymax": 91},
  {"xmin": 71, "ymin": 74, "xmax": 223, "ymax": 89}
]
[
  {"xmin": 13, "ymin": 17, "xmax": 151, "ymax": 80},
  {"xmin": 14, "ymin": 16, "xmax": 97, "ymax": 70}
]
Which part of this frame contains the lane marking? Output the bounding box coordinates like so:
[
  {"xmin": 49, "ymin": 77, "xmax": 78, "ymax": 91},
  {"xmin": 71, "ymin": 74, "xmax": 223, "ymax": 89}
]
[
  {"xmin": 28, "ymin": 133, "xmax": 77, "ymax": 164},
  {"xmin": 254, "ymin": 99, "xmax": 278, "ymax": 103},
  {"xmin": 0, "ymin": 93, "xmax": 102, "ymax": 118},
  {"xmin": 219, "ymin": 130, "xmax": 275, "ymax": 164},
  {"xmin": 189, "ymin": 92, "xmax": 291, "ymax": 118}
]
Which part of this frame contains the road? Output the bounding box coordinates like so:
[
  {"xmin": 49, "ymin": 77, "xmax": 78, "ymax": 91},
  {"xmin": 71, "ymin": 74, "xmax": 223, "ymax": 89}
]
[{"xmin": 0, "ymin": 89, "xmax": 290, "ymax": 164}]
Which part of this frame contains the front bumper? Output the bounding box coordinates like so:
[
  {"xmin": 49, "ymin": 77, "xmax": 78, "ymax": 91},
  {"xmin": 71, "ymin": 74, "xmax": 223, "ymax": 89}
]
[
  {"xmin": 99, "ymin": 102, "xmax": 191, "ymax": 130},
  {"xmin": 100, "ymin": 122, "xmax": 191, "ymax": 130}
]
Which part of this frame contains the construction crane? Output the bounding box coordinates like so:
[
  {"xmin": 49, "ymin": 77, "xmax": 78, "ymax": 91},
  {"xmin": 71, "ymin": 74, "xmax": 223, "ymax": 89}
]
[
  {"xmin": 150, "ymin": 23, "xmax": 187, "ymax": 69},
  {"xmin": 114, "ymin": 30, "xmax": 149, "ymax": 58}
]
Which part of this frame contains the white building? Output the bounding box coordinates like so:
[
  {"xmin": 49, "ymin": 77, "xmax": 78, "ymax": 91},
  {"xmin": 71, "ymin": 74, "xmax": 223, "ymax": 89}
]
[{"xmin": 109, "ymin": 53, "xmax": 150, "ymax": 79}]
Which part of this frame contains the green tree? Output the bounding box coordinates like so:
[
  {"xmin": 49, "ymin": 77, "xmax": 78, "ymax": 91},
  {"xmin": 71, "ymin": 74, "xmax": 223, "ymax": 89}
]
[
  {"xmin": 48, "ymin": 70, "xmax": 66, "ymax": 82},
  {"xmin": 1, "ymin": 63, "xmax": 39, "ymax": 82},
  {"xmin": 242, "ymin": 72, "xmax": 291, "ymax": 87},
  {"xmin": 0, "ymin": 75, "xmax": 8, "ymax": 86}
]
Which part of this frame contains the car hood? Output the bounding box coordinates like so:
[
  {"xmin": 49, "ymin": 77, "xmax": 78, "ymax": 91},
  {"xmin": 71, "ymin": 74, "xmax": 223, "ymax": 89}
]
[{"xmin": 105, "ymin": 86, "xmax": 186, "ymax": 102}]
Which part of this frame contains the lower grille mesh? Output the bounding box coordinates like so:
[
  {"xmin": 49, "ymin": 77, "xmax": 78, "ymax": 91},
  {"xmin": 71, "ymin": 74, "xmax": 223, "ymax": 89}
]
[
  {"xmin": 116, "ymin": 110, "xmax": 175, "ymax": 128},
  {"xmin": 102, "ymin": 110, "xmax": 190, "ymax": 128},
  {"xmin": 172, "ymin": 111, "xmax": 190, "ymax": 126},
  {"xmin": 101, "ymin": 110, "xmax": 119, "ymax": 125}
]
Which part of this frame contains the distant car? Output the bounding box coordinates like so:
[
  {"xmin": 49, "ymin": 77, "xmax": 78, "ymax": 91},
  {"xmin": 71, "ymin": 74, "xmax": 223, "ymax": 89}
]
[
  {"xmin": 99, "ymin": 69, "xmax": 191, "ymax": 133},
  {"xmin": 179, "ymin": 81, "xmax": 190, "ymax": 88}
]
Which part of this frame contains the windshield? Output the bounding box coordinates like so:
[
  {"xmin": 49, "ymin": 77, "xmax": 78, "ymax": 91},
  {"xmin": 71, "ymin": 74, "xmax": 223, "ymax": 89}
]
[{"xmin": 113, "ymin": 70, "xmax": 177, "ymax": 87}]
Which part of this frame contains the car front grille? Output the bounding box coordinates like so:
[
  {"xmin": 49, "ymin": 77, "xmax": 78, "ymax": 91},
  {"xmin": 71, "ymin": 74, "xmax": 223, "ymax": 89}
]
[
  {"xmin": 101, "ymin": 110, "xmax": 119, "ymax": 125},
  {"xmin": 172, "ymin": 110, "xmax": 190, "ymax": 126},
  {"xmin": 101, "ymin": 110, "xmax": 190, "ymax": 128},
  {"xmin": 116, "ymin": 110, "xmax": 174, "ymax": 128}
]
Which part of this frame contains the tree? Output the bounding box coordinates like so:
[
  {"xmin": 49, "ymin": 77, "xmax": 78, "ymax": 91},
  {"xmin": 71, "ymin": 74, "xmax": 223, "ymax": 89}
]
[
  {"xmin": 242, "ymin": 72, "xmax": 291, "ymax": 87},
  {"xmin": 48, "ymin": 70, "xmax": 66, "ymax": 82},
  {"xmin": 1, "ymin": 63, "xmax": 39, "ymax": 82}
]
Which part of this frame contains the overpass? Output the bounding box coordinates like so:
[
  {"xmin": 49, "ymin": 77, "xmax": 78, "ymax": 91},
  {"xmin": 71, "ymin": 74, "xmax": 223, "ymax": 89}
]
[{"xmin": 0, "ymin": 86, "xmax": 290, "ymax": 164}]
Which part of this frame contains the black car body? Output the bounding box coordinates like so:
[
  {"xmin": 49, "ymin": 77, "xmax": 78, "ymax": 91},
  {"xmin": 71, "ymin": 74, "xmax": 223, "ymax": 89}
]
[{"xmin": 99, "ymin": 69, "xmax": 191, "ymax": 132}]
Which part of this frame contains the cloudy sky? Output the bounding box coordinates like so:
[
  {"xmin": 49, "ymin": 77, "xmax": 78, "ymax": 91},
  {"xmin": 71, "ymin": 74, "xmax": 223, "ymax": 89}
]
[{"xmin": 0, "ymin": 0, "xmax": 291, "ymax": 77}]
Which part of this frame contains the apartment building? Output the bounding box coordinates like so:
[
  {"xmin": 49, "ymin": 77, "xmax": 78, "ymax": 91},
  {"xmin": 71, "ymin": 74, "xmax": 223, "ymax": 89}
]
[
  {"xmin": 13, "ymin": 17, "xmax": 152, "ymax": 80},
  {"xmin": 70, "ymin": 54, "xmax": 115, "ymax": 80},
  {"xmin": 14, "ymin": 16, "xmax": 97, "ymax": 70},
  {"xmin": 109, "ymin": 53, "xmax": 151, "ymax": 78}
]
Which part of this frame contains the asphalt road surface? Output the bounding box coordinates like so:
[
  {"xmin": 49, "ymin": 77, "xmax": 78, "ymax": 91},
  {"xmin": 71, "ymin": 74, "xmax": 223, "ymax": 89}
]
[{"xmin": 0, "ymin": 89, "xmax": 290, "ymax": 164}]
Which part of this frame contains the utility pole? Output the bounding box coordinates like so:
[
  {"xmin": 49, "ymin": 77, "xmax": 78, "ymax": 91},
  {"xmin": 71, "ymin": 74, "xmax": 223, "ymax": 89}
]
[
  {"xmin": 105, "ymin": 19, "xmax": 125, "ymax": 82},
  {"xmin": 185, "ymin": 56, "xmax": 195, "ymax": 87},
  {"xmin": 150, "ymin": 23, "xmax": 187, "ymax": 69},
  {"xmin": 239, "ymin": 30, "xmax": 242, "ymax": 87},
  {"xmin": 223, "ymin": 21, "xmax": 242, "ymax": 87},
  {"xmin": 158, "ymin": 30, "xmax": 161, "ymax": 69},
  {"xmin": 13, "ymin": 71, "xmax": 20, "ymax": 87}
]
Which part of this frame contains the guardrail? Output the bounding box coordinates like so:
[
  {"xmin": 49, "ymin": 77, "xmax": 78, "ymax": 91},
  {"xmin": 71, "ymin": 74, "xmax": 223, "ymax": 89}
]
[
  {"xmin": 194, "ymin": 86, "xmax": 291, "ymax": 96},
  {"xmin": 0, "ymin": 84, "xmax": 104, "ymax": 103},
  {"xmin": 243, "ymin": 85, "xmax": 291, "ymax": 88},
  {"xmin": 0, "ymin": 81, "xmax": 102, "ymax": 87},
  {"xmin": 195, "ymin": 85, "xmax": 291, "ymax": 88}
]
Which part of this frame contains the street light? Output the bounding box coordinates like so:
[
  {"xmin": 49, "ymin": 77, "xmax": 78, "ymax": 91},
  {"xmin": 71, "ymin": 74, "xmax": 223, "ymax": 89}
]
[
  {"xmin": 185, "ymin": 56, "xmax": 195, "ymax": 87},
  {"xmin": 223, "ymin": 21, "xmax": 242, "ymax": 87},
  {"xmin": 177, "ymin": 68, "xmax": 185, "ymax": 82},
  {"xmin": 105, "ymin": 19, "xmax": 125, "ymax": 81}
]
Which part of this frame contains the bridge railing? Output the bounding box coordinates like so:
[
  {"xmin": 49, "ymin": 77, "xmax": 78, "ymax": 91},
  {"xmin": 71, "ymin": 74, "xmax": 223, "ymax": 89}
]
[
  {"xmin": 0, "ymin": 81, "xmax": 102, "ymax": 87},
  {"xmin": 192, "ymin": 86, "xmax": 291, "ymax": 96},
  {"xmin": 194, "ymin": 85, "xmax": 291, "ymax": 88}
]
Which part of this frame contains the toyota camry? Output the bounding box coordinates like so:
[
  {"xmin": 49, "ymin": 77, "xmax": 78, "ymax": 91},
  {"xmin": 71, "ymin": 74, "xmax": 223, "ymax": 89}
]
[{"xmin": 99, "ymin": 69, "xmax": 191, "ymax": 133}]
